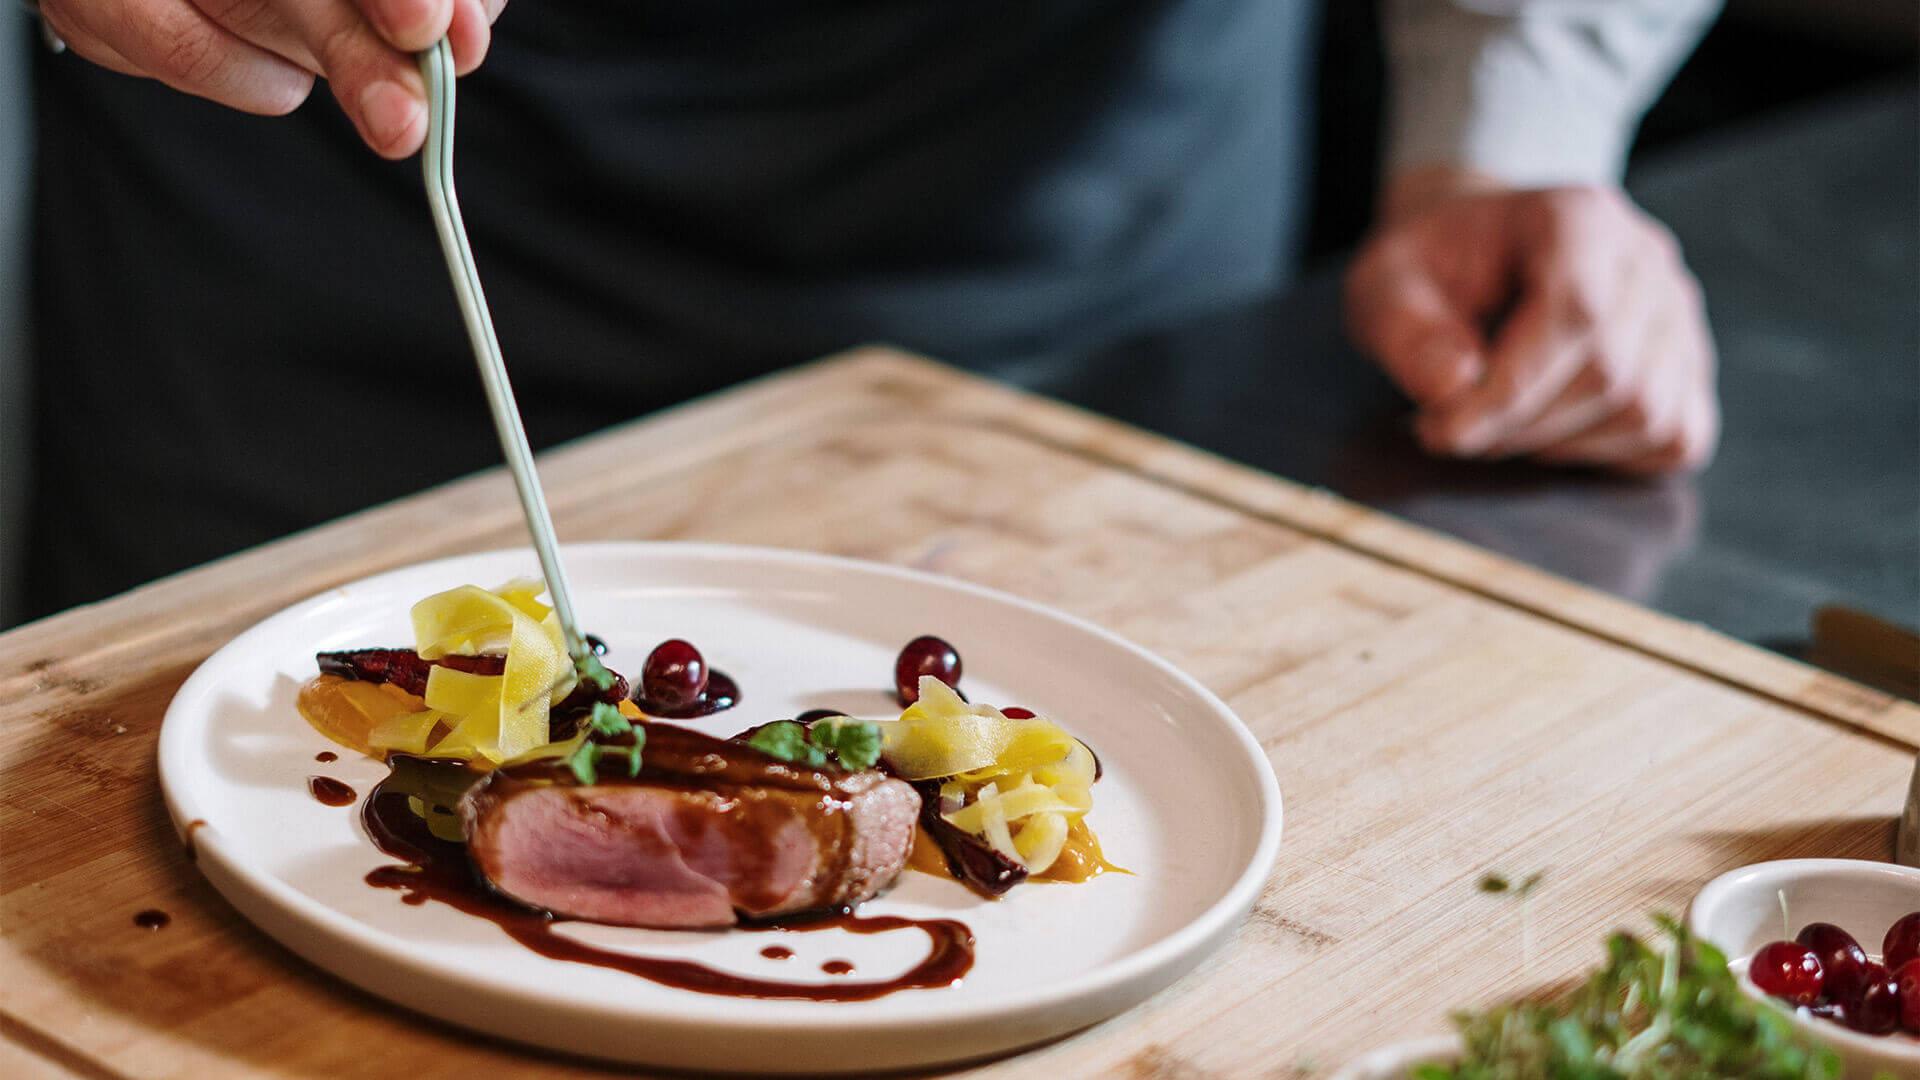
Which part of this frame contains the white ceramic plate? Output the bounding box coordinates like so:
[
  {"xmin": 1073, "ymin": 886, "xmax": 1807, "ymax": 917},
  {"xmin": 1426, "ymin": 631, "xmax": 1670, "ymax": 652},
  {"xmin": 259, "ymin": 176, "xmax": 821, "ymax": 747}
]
[{"xmin": 159, "ymin": 543, "xmax": 1283, "ymax": 1073}]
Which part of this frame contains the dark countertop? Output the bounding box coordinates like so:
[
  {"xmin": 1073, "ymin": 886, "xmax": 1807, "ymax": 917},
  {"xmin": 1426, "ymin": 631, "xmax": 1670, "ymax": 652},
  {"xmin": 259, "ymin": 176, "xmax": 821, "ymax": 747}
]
[{"xmin": 1011, "ymin": 78, "xmax": 1918, "ymax": 672}]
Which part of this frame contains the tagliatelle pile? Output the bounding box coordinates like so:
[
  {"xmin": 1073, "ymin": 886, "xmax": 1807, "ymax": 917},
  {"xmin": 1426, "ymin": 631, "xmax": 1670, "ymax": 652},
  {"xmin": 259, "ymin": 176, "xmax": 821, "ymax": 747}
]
[
  {"xmin": 411, "ymin": 581, "xmax": 572, "ymax": 762},
  {"xmin": 874, "ymin": 677, "xmax": 1102, "ymax": 876},
  {"xmin": 309, "ymin": 579, "xmax": 573, "ymax": 765}
]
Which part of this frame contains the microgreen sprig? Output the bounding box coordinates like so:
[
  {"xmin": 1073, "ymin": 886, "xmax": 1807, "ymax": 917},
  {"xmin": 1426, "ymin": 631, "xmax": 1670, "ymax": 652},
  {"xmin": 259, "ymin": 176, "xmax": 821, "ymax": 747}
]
[
  {"xmin": 575, "ymin": 652, "xmax": 616, "ymax": 693},
  {"xmin": 587, "ymin": 701, "xmax": 630, "ymax": 738},
  {"xmin": 1413, "ymin": 915, "xmax": 1843, "ymax": 1080},
  {"xmin": 747, "ymin": 718, "xmax": 883, "ymax": 771},
  {"xmin": 567, "ymin": 702, "xmax": 644, "ymax": 785}
]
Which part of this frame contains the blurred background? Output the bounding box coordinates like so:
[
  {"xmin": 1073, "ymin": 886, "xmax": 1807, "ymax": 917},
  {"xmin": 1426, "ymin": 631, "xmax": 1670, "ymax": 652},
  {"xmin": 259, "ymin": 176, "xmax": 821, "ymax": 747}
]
[
  {"xmin": 1, "ymin": 0, "xmax": 1915, "ymax": 692},
  {"xmin": 1036, "ymin": 0, "xmax": 1920, "ymax": 696}
]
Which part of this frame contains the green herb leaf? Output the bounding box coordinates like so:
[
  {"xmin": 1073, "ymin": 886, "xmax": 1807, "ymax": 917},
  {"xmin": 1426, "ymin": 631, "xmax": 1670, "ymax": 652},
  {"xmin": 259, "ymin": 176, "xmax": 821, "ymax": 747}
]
[
  {"xmin": 567, "ymin": 739, "xmax": 600, "ymax": 785},
  {"xmin": 1478, "ymin": 873, "xmax": 1509, "ymax": 893},
  {"xmin": 623, "ymin": 726, "xmax": 647, "ymax": 777},
  {"xmin": 1432, "ymin": 915, "xmax": 1842, "ymax": 1079},
  {"xmin": 808, "ymin": 719, "xmax": 883, "ymax": 771},
  {"xmin": 588, "ymin": 702, "xmax": 631, "ymax": 738},
  {"xmin": 748, "ymin": 721, "xmax": 830, "ymax": 767},
  {"xmin": 566, "ymin": 719, "xmax": 645, "ymax": 787},
  {"xmin": 748, "ymin": 721, "xmax": 808, "ymax": 760},
  {"xmin": 575, "ymin": 652, "xmax": 615, "ymax": 693}
]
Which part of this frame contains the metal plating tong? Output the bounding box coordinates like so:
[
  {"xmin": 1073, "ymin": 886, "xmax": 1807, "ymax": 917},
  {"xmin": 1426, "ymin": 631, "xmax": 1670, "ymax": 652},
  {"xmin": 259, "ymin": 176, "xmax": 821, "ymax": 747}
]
[{"xmin": 416, "ymin": 39, "xmax": 591, "ymax": 666}]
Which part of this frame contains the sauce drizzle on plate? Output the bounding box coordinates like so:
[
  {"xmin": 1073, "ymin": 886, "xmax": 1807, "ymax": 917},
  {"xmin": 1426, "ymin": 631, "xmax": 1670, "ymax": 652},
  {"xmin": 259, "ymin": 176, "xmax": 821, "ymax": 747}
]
[
  {"xmin": 361, "ymin": 772, "xmax": 972, "ymax": 1000},
  {"xmin": 307, "ymin": 776, "xmax": 357, "ymax": 806}
]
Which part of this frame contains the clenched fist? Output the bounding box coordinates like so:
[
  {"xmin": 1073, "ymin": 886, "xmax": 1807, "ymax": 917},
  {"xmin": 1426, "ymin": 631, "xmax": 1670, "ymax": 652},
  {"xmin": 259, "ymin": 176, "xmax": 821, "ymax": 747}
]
[
  {"xmin": 37, "ymin": 0, "xmax": 506, "ymax": 157},
  {"xmin": 1345, "ymin": 167, "xmax": 1719, "ymax": 474}
]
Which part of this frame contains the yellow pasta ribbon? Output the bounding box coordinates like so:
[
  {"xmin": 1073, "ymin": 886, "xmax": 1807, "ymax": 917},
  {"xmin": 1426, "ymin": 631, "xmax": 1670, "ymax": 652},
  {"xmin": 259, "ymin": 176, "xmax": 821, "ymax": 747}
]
[{"xmin": 409, "ymin": 582, "xmax": 570, "ymax": 763}]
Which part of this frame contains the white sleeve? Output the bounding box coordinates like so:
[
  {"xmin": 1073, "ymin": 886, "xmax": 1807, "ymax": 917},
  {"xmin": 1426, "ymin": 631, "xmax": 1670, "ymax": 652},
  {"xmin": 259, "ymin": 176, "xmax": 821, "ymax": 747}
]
[{"xmin": 1382, "ymin": 0, "xmax": 1723, "ymax": 187}]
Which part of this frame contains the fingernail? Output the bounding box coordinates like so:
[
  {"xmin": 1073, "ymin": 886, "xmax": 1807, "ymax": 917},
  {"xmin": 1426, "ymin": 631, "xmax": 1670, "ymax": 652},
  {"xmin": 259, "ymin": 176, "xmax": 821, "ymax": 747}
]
[
  {"xmin": 1422, "ymin": 341, "xmax": 1462, "ymax": 371},
  {"xmin": 1450, "ymin": 418, "xmax": 1496, "ymax": 456},
  {"xmin": 1420, "ymin": 411, "xmax": 1495, "ymax": 457},
  {"xmin": 359, "ymin": 80, "xmax": 421, "ymax": 152},
  {"xmin": 378, "ymin": 0, "xmax": 440, "ymax": 43},
  {"xmin": 1424, "ymin": 342, "xmax": 1479, "ymax": 396}
]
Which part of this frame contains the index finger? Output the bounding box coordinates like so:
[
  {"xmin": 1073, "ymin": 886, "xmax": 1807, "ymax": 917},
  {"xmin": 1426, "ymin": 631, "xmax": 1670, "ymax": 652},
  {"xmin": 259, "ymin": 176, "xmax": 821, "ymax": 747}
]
[
  {"xmin": 1344, "ymin": 243, "xmax": 1487, "ymax": 407},
  {"xmin": 1419, "ymin": 280, "xmax": 1594, "ymax": 455}
]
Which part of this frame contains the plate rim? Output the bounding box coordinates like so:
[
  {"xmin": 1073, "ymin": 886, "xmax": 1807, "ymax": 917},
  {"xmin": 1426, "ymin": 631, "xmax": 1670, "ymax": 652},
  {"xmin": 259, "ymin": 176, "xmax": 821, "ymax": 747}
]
[{"xmin": 158, "ymin": 541, "xmax": 1284, "ymax": 1058}]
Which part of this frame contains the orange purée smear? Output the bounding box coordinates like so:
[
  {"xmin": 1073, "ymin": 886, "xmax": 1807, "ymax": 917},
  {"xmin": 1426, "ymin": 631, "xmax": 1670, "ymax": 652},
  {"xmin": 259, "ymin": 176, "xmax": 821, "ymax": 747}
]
[
  {"xmin": 296, "ymin": 674, "xmax": 428, "ymax": 758},
  {"xmin": 906, "ymin": 816, "xmax": 1125, "ymax": 886}
]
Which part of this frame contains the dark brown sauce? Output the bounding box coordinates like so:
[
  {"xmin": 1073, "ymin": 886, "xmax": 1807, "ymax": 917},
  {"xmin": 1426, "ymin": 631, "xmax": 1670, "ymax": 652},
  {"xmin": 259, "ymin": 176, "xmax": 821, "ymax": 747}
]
[
  {"xmin": 491, "ymin": 722, "xmax": 851, "ymax": 796},
  {"xmin": 133, "ymin": 909, "xmax": 171, "ymax": 929},
  {"xmin": 821, "ymin": 959, "xmax": 854, "ymax": 975},
  {"xmin": 307, "ymin": 775, "xmax": 357, "ymax": 806},
  {"xmin": 361, "ymin": 771, "xmax": 972, "ymax": 1000},
  {"xmin": 635, "ymin": 670, "xmax": 740, "ymax": 719},
  {"xmin": 182, "ymin": 819, "xmax": 208, "ymax": 863},
  {"xmin": 793, "ymin": 708, "xmax": 851, "ymax": 724},
  {"xmin": 315, "ymin": 751, "xmax": 338, "ymax": 763},
  {"xmin": 760, "ymin": 945, "xmax": 793, "ymax": 960}
]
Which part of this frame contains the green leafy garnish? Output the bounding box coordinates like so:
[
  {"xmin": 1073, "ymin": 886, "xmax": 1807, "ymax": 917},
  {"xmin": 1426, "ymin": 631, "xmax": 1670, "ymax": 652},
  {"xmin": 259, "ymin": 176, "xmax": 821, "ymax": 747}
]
[
  {"xmin": 575, "ymin": 652, "xmax": 616, "ymax": 693},
  {"xmin": 1418, "ymin": 915, "xmax": 1842, "ymax": 1080},
  {"xmin": 588, "ymin": 702, "xmax": 630, "ymax": 738},
  {"xmin": 617, "ymin": 734, "xmax": 645, "ymax": 777},
  {"xmin": 746, "ymin": 718, "xmax": 884, "ymax": 770},
  {"xmin": 567, "ymin": 738, "xmax": 600, "ymax": 785},
  {"xmin": 567, "ymin": 710, "xmax": 645, "ymax": 785},
  {"xmin": 748, "ymin": 721, "xmax": 831, "ymax": 767},
  {"xmin": 567, "ymin": 734, "xmax": 645, "ymax": 785},
  {"xmin": 809, "ymin": 718, "xmax": 884, "ymax": 770}
]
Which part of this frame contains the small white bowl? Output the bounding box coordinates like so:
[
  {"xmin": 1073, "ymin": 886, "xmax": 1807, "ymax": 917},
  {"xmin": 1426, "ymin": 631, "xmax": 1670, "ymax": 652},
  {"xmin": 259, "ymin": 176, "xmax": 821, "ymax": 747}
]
[
  {"xmin": 1689, "ymin": 858, "xmax": 1920, "ymax": 1079},
  {"xmin": 1327, "ymin": 1036, "xmax": 1459, "ymax": 1080}
]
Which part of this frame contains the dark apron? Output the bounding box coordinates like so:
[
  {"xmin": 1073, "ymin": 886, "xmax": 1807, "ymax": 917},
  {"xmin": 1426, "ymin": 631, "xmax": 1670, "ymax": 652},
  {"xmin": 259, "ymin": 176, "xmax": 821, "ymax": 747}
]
[{"xmin": 25, "ymin": 0, "xmax": 1317, "ymax": 616}]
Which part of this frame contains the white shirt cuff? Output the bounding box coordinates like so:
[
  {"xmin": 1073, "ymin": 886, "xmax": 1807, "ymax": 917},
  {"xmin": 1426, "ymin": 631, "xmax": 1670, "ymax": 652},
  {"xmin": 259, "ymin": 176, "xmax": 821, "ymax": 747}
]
[{"xmin": 1383, "ymin": 0, "xmax": 1722, "ymax": 187}]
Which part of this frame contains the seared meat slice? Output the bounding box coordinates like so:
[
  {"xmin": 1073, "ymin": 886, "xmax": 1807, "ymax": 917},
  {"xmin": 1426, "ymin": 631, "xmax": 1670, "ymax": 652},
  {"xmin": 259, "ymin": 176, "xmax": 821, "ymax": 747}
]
[{"xmin": 459, "ymin": 723, "xmax": 920, "ymax": 928}]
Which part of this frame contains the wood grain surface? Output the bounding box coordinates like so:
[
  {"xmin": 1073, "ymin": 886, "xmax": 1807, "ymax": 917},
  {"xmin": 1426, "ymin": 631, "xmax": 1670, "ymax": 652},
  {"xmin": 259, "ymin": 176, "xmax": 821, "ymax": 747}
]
[{"xmin": 3, "ymin": 349, "xmax": 1914, "ymax": 1079}]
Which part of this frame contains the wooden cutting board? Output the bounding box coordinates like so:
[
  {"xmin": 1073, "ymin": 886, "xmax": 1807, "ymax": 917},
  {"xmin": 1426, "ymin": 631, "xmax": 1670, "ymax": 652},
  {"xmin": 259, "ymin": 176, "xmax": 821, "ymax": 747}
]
[{"xmin": 3, "ymin": 348, "xmax": 1914, "ymax": 1079}]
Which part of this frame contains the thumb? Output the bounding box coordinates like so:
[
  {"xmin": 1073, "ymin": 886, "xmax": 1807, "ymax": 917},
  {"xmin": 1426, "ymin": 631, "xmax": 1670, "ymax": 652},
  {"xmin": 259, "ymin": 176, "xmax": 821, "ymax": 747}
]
[{"xmin": 1343, "ymin": 248, "xmax": 1485, "ymax": 407}]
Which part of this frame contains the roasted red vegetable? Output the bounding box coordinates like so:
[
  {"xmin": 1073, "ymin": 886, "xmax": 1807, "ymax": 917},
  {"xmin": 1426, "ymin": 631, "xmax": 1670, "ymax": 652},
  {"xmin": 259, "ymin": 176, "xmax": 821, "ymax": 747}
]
[{"xmin": 316, "ymin": 647, "xmax": 630, "ymax": 739}]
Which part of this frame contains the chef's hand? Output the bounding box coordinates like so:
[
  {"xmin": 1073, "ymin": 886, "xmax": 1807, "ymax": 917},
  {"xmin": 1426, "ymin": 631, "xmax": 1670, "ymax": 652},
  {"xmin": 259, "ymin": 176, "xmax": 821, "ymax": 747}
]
[
  {"xmin": 1343, "ymin": 165, "xmax": 1719, "ymax": 474},
  {"xmin": 37, "ymin": 0, "xmax": 506, "ymax": 158}
]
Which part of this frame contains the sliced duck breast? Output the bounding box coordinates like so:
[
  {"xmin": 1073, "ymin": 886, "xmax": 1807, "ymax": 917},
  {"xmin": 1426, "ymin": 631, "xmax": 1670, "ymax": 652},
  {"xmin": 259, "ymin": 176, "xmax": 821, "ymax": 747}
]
[{"xmin": 460, "ymin": 723, "xmax": 919, "ymax": 928}]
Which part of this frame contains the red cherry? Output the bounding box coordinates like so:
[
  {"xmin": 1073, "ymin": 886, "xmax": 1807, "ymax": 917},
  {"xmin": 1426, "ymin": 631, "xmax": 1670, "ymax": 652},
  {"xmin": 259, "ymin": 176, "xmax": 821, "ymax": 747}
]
[
  {"xmin": 1749, "ymin": 941, "xmax": 1825, "ymax": 1005},
  {"xmin": 1841, "ymin": 960, "xmax": 1892, "ymax": 1007},
  {"xmin": 1885, "ymin": 912, "xmax": 1920, "ymax": 974},
  {"xmin": 1895, "ymin": 959, "xmax": 1920, "ymax": 1033},
  {"xmin": 1797, "ymin": 922, "xmax": 1870, "ymax": 1003},
  {"xmin": 1806, "ymin": 1000, "xmax": 1849, "ymax": 1025},
  {"xmin": 1847, "ymin": 968, "xmax": 1901, "ymax": 1035},
  {"xmin": 894, "ymin": 636, "xmax": 961, "ymax": 704},
  {"xmin": 641, "ymin": 639, "xmax": 708, "ymax": 710}
]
